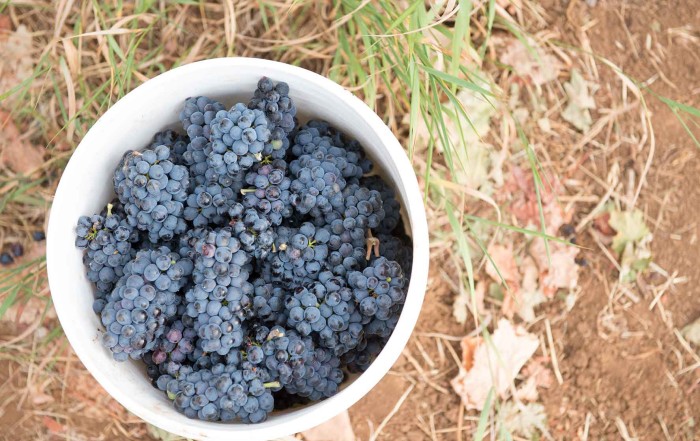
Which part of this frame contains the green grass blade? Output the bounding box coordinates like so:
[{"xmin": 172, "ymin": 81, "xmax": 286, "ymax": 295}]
[
  {"xmin": 473, "ymin": 388, "xmax": 494, "ymax": 440},
  {"xmin": 446, "ymin": 202, "xmax": 476, "ymax": 305},
  {"xmin": 450, "ymin": 0, "xmax": 472, "ymax": 79},
  {"xmin": 419, "ymin": 65, "xmax": 494, "ymax": 97}
]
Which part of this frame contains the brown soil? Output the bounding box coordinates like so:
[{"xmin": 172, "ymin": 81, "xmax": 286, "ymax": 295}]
[
  {"xmin": 347, "ymin": 1, "xmax": 700, "ymax": 440},
  {"xmin": 539, "ymin": 1, "xmax": 700, "ymax": 439}
]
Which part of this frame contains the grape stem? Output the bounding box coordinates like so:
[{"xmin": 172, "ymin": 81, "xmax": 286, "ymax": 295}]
[
  {"xmin": 365, "ymin": 229, "xmax": 380, "ymax": 260},
  {"xmin": 263, "ymin": 381, "xmax": 281, "ymax": 389}
]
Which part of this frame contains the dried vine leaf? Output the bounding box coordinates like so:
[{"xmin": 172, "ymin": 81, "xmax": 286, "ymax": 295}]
[{"xmin": 451, "ymin": 319, "xmax": 539, "ymax": 410}]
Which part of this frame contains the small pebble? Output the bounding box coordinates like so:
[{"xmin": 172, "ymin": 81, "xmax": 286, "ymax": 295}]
[
  {"xmin": 10, "ymin": 243, "xmax": 24, "ymax": 258},
  {"xmin": 33, "ymin": 231, "xmax": 46, "ymax": 241},
  {"xmin": 0, "ymin": 252, "xmax": 14, "ymax": 266}
]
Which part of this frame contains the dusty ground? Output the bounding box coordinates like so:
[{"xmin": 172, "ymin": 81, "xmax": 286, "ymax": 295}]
[
  {"xmin": 346, "ymin": 1, "xmax": 700, "ymax": 440},
  {"xmin": 539, "ymin": 1, "xmax": 700, "ymax": 439}
]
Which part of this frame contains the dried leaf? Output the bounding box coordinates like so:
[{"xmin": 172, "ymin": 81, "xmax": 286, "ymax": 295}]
[
  {"xmin": 452, "ymin": 289, "xmax": 469, "ymax": 325},
  {"xmin": 460, "ymin": 336, "xmax": 480, "ymax": 372},
  {"xmin": 609, "ymin": 208, "xmax": 651, "ymax": 254},
  {"xmin": 416, "ymin": 79, "xmax": 502, "ymax": 193},
  {"xmin": 515, "ymin": 256, "xmax": 547, "ymax": 322},
  {"xmin": 608, "ymin": 208, "xmax": 652, "ymax": 282},
  {"xmin": 0, "ymin": 111, "xmax": 45, "ymax": 174},
  {"xmin": 451, "ymin": 319, "xmax": 539, "ymax": 410},
  {"xmin": 453, "ymin": 280, "xmax": 486, "ymax": 324},
  {"xmin": 302, "ymin": 410, "xmax": 356, "ymax": 441},
  {"xmin": 485, "ymin": 243, "xmax": 520, "ymax": 288},
  {"xmin": 529, "ymin": 240, "xmax": 580, "ymax": 297},
  {"xmin": 681, "ymin": 317, "xmax": 700, "ymax": 347},
  {"xmin": 493, "ymin": 165, "xmax": 580, "ymax": 301},
  {"xmin": 515, "ymin": 356, "xmax": 553, "ymax": 401},
  {"xmin": 561, "ymin": 69, "xmax": 597, "ymax": 132},
  {"xmin": 449, "ymin": 86, "xmax": 497, "ymax": 145},
  {"xmin": 499, "ymin": 166, "xmax": 571, "ymax": 234},
  {"xmin": 500, "ymin": 37, "xmax": 561, "ymax": 86},
  {"xmin": 42, "ymin": 416, "xmax": 64, "ymax": 433},
  {"xmin": 485, "ymin": 242, "xmax": 572, "ymax": 320},
  {"xmin": 619, "ymin": 238, "xmax": 652, "ymax": 283},
  {"xmin": 498, "ymin": 402, "xmax": 547, "ymax": 438}
]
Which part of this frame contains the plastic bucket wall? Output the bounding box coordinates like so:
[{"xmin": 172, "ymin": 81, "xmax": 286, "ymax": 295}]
[{"xmin": 47, "ymin": 58, "xmax": 429, "ymax": 441}]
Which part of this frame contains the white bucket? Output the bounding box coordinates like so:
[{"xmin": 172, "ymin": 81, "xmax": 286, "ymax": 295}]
[{"xmin": 47, "ymin": 58, "xmax": 429, "ymax": 440}]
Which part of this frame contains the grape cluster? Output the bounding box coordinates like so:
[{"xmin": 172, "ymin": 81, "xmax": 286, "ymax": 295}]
[
  {"xmin": 291, "ymin": 126, "xmax": 366, "ymax": 180},
  {"xmin": 180, "ymin": 96, "xmax": 226, "ymax": 141},
  {"xmin": 208, "ymin": 103, "xmax": 271, "ymax": 177},
  {"xmin": 318, "ymin": 183, "xmax": 386, "ymax": 254},
  {"xmin": 229, "ymin": 203, "xmax": 275, "ymax": 260},
  {"xmin": 184, "ymin": 228, "xmax": 253, "ymax": 354},
  {"xmin": 362, "ymin": 175, "xmax": 401, "ymax": 233},
  {"xmin": 241, "ymin": 159, "xmax": 293, "ymax": 226},
  {"xmin": 155, "ymin": 363, "xmax": 275, "ymax": 423},
  {"xmin": 261, "ymin": 222, "xmax": 331, "ymax": 288},
  {"xmin": 349, "ymin": 257, "xmax": 405, "ymax": 342},
  {"xmin": 144, "ymin": 319, "xmax": 197, "ymax": 378},
  {"xmin": 99, "ymin": 246, "xmax": 193, "ymax": 361},
  {"xmin": 249, "ymin": 77, "xmax": 296, "ymax": 157},
  {"xmin": 180, "ymin": 97, "xmax": 226, "ymax": 186},
  {"xmin": 278, "ymin": 343, "xmax": 343, "ymax": 400},
  {"xmin": 75, "ymin": 205, "xmax": 136, "ymax": 312},
  {"xmin": 289, "ymin": 153, "xmax": 346, "ymax": 216},
  {"xmin": 114, "ymin": 145, "xmax": 190, "ymax": 243},
  {"xmin": 183, "ymin": 182, "xmax": 236, "ymax": 227},
  {"xmin": 75, "ymin": 77, "xmax": 413, "ymax": 424},
  {"xmin": 300, "ymin": 120, "xmax": 373, "ymax": 176}
]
